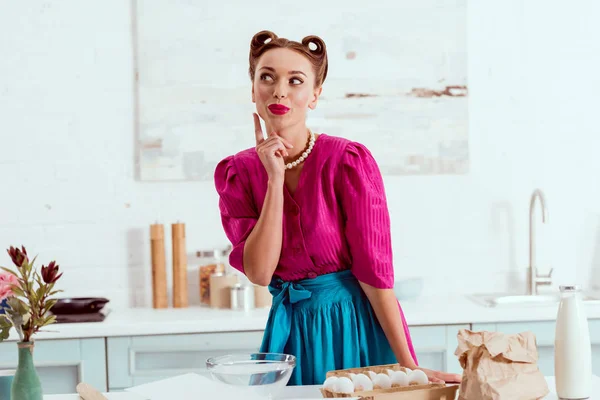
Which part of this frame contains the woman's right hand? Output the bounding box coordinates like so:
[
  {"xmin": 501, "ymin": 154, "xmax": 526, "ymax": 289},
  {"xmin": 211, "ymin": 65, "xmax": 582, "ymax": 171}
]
[
  {"xmin": 254, "ymin": 113, "xmax": 293, "ymax": 182},
  {"xmin": 417, "ymin": 367, "xmax": 462, "ymax": 384}
]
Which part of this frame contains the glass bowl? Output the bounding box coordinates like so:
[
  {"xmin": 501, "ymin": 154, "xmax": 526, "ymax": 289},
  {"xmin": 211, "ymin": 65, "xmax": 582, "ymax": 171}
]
[{"xmin": 206, "ymin": 353, "xmax": 296, "ymax": 398}]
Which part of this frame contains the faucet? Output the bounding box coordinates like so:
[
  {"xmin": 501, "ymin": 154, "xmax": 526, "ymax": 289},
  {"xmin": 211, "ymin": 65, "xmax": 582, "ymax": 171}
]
[{"xmin": 528, "ymin": 189, "xmax": 553, "ymax": 295}]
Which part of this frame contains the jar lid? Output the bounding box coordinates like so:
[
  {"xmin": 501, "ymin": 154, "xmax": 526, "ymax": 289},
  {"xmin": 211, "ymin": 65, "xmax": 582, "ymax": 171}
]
[{"xmin": 559, "ymin": 285, "xmax": 582, "ymax": 292}]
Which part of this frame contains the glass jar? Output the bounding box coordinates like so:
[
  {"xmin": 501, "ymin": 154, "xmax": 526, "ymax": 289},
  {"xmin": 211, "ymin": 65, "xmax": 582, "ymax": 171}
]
[{"xmin": 197, "ymin": 249, "xmax": 226, "ymax": 305}]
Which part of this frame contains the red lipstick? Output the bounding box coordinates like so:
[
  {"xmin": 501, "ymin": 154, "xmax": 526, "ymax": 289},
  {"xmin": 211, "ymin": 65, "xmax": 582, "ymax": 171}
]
[{"xmin": 268, "ymin": 104, "xmax": 290, "ymax": 115}]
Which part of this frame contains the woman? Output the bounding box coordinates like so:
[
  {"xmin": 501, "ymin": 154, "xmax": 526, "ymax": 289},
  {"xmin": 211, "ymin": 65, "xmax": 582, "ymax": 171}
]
[{"xmin": 214, "ymin": 30, "xmax": 461, "ymax": 386}]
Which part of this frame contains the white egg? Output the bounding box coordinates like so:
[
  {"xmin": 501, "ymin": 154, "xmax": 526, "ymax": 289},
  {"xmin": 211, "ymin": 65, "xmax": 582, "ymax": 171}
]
[
  {"xmin": 367, "ymin": 370, "xmax": 377, "ymax": 380},
  {"xmin": 390, "ymin": 370, "xmax": 409, "ymax": 387},
  {"xmin": 323, "ymin": 376, "xmax": 339, "ymax": 391},
  {"xmin": 349, "ymin": 373, "xmax": 356, "ymax": 380},
  {"xmin": 351, "ymin": 373, "xmax": 373, "ymax": 392},
  {"xmin": 408, "ymin": 369, "xmax": 429, "ymax": 385},
  {"xmin": 404, "ymin": 367, "xmax": 412, "ymax": 374},
  {"xmin": 350, "ymin": 373, "xmax": 368, "ymax": 382},
  {"xmin": 372, "ymin": 373, "xmax": 392, "ymax": 390},
  {"xmin": 335, "ymin": 377, "xmax": 355, "ymax": 394},
  {"xmin": 386, "ymin": 369, "xmax": 396, "ymax": 376}
]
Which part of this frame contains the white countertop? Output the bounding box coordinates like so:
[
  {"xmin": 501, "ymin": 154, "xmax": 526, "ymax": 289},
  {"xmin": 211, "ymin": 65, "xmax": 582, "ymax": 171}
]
[
  {"xmin": 8, "ymin": 294, "xmax": 600, "ymax": 341},
  {"xmin": 41, "ymin": 376, "xmax": 600, "ymax": 400}
]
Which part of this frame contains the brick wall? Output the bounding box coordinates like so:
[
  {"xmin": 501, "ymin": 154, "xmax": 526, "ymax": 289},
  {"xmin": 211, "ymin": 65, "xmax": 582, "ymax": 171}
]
[{"xmin": 1, "ymin": 0, "xmax": 599, "ymax": 309}]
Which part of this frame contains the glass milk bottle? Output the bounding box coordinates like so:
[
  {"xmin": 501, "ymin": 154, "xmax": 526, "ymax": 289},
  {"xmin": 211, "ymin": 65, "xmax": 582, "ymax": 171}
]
[{"xmin": 554, "ymin": 285, "xmax": 592, "ymax": 399}]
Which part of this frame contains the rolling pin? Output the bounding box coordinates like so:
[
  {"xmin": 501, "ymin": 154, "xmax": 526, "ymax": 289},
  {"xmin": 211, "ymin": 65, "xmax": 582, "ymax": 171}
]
[{"xmin": 76, "ymin": 382, "xmax": 108, "ymax": 399}]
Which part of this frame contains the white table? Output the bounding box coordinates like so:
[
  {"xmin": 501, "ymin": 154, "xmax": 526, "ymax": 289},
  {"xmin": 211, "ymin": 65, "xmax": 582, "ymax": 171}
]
[{"xmin": 43, "ymin": 376, "xmax": 600, "ymax": 399}]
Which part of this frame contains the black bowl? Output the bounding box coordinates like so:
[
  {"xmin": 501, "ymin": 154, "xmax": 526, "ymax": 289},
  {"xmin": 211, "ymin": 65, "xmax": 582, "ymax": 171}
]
[{"xmin": 51, "ymin": 297, "xmax": 109, "ymax": 315}]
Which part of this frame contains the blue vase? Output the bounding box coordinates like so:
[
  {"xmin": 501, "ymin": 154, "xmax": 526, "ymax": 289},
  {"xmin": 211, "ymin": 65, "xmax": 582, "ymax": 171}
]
[{"xmin": 11, "ymin": 342, "xmax": 43, "ymax": 400}]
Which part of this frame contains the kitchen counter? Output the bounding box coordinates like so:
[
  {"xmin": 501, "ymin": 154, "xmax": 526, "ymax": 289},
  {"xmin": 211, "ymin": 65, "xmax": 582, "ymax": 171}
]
[
  {"xmin": 41, "ymin": 376, "xmax": 600, "ymax": 399},
  {"xmin": 8, "ymin": 294, "xmax": 600, "ymax": 341}
]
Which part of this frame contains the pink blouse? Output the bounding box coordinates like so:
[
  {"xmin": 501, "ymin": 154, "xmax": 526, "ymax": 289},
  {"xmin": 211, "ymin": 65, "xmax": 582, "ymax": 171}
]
[{"xmin": 214, "ymin": 134, "xmax": 395, "ymax": 289}]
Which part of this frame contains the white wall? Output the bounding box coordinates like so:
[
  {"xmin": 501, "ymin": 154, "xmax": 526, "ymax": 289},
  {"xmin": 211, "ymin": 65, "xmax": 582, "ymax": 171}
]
[{"xmin": 1, "ymin": 1, "xmax": 599, "ymax": 309}]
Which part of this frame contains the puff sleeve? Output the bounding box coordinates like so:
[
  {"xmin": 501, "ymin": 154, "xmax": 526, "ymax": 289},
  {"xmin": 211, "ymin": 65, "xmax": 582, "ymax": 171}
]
[
  {"xmin": 338, "ymin": 142, "xmax": 395, "ymax": 288},
  {"xmin": 214, "ymin": 155, "xmax": 259, "ymax": 274}
]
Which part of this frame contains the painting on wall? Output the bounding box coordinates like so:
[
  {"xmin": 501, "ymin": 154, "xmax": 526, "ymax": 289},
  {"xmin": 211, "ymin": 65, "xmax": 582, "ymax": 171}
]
[{"xmin": 133, "ymin": 0, "xmax": 468, "ymax": 181}]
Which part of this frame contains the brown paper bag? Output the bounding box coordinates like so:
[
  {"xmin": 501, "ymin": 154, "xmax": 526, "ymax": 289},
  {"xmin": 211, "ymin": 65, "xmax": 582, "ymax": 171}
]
[{"xmin": 454, "ymin": 329, "xmax": 549, "ymax": 400}]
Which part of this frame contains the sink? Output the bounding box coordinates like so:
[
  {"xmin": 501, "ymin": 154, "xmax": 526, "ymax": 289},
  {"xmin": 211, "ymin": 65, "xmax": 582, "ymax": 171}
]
[{"xmin": 468, "ymin": 292, "xmax": 600, "ymax": 308}]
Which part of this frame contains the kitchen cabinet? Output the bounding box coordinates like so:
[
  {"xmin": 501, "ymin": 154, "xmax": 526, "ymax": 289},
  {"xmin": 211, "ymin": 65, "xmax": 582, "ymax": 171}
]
[
  {"xmin": 105, "ymin": 324, "xmax": 466, "ymax": 391},
  {"xmin": 409, "ymin": 324, "xmax": 468, "ymax": 374},
  {"xmin": 0, "ymin": 338, "xmax": 107, "ymax": 394},
  {"xmin": 106, "ymin": 330, "xmax": 264, "ymax": 391},
  {"xmin": 472, "ymin": 319, "xmax": 600, "ymax": 376},
  {"xmin": 5, "ymin": 317, "xmax": 596, "ymax": 393}
]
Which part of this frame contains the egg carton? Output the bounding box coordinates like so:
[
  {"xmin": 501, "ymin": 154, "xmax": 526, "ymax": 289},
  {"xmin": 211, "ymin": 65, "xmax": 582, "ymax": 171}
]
[{"xmin": 320, "ymin": 363, "xmax": 459, "ymax": 400}]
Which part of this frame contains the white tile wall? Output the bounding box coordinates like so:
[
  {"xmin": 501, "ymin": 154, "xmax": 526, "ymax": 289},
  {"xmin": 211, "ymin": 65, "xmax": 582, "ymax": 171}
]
[{"xmin": 1, "ymin": 0, "xmax": 599, "ymax": 308}]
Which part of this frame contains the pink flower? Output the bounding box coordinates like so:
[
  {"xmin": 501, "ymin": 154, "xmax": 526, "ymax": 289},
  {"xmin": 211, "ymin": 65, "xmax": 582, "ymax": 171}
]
[{"xmin": 0, "ymin": 272, "xmax": 19, "ymax": 301}]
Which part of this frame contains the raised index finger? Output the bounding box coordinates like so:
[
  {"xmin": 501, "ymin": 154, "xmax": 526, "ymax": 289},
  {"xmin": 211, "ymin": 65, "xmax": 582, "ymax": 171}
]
[{"xmin": 253, "ymin": 113, "xmax": 264, "ymax": 145}]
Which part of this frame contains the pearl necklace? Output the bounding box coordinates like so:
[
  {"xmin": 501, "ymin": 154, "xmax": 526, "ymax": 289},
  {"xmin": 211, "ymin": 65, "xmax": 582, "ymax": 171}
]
[{"xmin": 285, "ymin": 130, "xmax": 316, "ymax": 169}]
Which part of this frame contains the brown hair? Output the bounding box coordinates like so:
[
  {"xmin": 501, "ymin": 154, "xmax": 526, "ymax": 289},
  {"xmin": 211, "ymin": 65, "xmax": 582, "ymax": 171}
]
[{"xmin": 248, "ymin": 30, "xmax": 328, "ymax": 88}]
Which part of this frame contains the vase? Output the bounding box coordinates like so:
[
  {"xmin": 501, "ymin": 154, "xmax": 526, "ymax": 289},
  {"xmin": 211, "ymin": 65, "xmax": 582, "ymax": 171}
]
[{"xmin": 11, "ymin": 342, "xmax": 43, "ymax": 400}]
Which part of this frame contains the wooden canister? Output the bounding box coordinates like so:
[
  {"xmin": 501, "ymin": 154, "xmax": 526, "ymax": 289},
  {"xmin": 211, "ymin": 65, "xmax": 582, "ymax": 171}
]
[
  {"xmin": 150, "ymin": 223, "xmax": 168, "ymax": 308},
  {"xmin": 254, "ymin": 285, "xmax": 272, "ymax": 308},
  {"xmin": 209, "ymin": 273, "xmax": 238, "ymax": 308},
  {"xmin": 171, "ymin": 222, "xmax": 188, "ymax": 308}
]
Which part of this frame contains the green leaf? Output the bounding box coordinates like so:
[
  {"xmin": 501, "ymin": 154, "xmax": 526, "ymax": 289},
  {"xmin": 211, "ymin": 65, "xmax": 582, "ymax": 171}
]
[
  {"xmin": 10, "ymin": 285, "xmax": 26, "ymax": 298},
  {"xmin": 48, "ymin": 290, "xmax": 63, "ymax": 296},
  {"xmin": 0, "ymin": 325, "xmax": 10, "ymax": 341},
  {"xmin": 0, "ymin": 315, "xmax": 11, "ymax": 328},
  {"xmin": 3, "ymin": 309, "xmax": 24, "ymax": 341},
  {"xmin": 27, "ymin": 286, "xmax": 39, "ymax": 304},
  {"xmin": 0, "ymin": 266, "xmax": 19, "ymax": 278},
  {"xmin": 21, "ymin": 262, "xmax": 30, "ymax": 278},
  {"xmin": 36, "ymin": 286, "xmax": 45, "ymax": 302},
  {"xmin": 16, "ymin": 280, "xmax": 28, "ymax": 295},
  {"xmin": 43, "ymin": 298, "xmax": 58, "ymax": 313},
  {"xmin": 22, "ymin": 311, "xmax": 31, "ymax": 326},
  {"xmin": 42, "ymin": 314, "xmax": 56, "ymax": 327},
  {"xmin": 7, "ymin": 297, "xmax": 28, "ymax": 315},
  {"xmin": 34, "ymin": 272, "xmax": 43, "ymax": 287},
  {"xmin": 33, "ymin": 316, "xmax": 44, "ymax": 328},
  {"xmin": 28, "ymin": 255, "xmax": 38, "ymax": 270}
]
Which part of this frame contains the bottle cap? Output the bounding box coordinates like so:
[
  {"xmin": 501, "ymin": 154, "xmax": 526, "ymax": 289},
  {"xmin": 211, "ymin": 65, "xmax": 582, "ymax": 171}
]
[{"xmin": 559, "ymin": 285, "xmax": 581, "ymax": 292}]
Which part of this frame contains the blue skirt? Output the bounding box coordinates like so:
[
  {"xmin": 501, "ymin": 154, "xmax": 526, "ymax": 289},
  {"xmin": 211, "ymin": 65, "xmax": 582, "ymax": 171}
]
[{"xmin": 259, "ymin": 269, "xmax": 397, "ymax": 386}]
